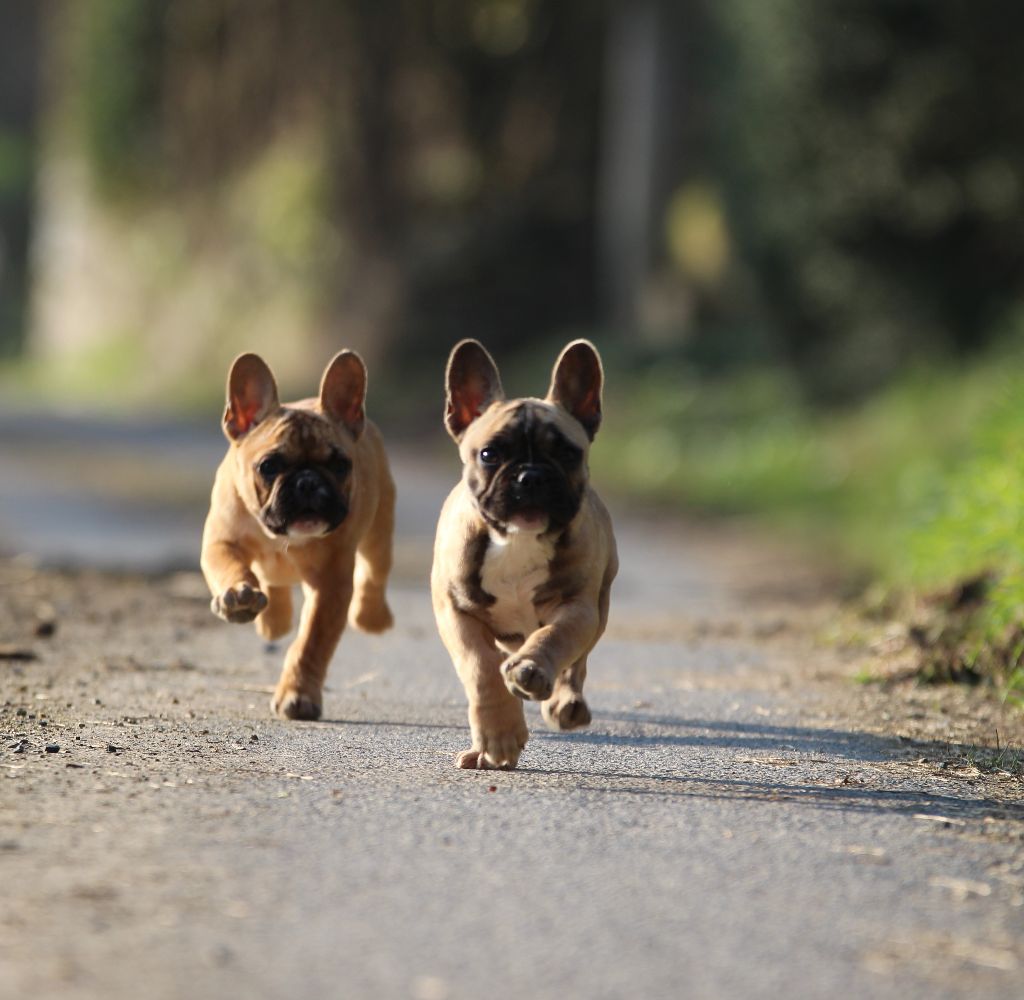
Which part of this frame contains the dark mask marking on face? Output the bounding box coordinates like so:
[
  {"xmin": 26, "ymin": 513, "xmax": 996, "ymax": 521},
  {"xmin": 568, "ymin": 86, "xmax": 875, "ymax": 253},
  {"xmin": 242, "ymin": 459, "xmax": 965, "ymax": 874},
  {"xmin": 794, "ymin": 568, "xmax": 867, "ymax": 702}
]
[
  {"xmin": 254, "ymin": 410, "xmax": 352, "ymax": 535},
  {"xmin": 470, "ymin": 403, "xmax": 587, "ymax": 535}
]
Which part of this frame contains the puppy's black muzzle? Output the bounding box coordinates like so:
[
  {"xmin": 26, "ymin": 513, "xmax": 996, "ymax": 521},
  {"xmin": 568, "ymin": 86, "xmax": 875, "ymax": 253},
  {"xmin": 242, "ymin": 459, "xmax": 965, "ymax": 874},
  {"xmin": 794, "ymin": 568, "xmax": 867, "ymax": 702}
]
[
  {"xmin": 293, "ymin": 469, "xmax": 328, "ymax": 504},
  {"xmin": 513, "ymin": 465, "xmax": 549, "ymax": 499},
  {"xmin": 264, "ymin": 467, "xmax": 348, "ymax": 535},
  {"xmin": 506, "ymin": 464, "xmax": 582, "ymax": 530}
]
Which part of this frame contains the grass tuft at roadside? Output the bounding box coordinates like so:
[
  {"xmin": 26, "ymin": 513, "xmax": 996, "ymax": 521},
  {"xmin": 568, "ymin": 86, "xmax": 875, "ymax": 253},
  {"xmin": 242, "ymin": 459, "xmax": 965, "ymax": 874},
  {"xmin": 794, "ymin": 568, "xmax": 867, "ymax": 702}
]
[{"xmin": 595, "ymin": 342, "xmax": 1024, "ymax": 703}]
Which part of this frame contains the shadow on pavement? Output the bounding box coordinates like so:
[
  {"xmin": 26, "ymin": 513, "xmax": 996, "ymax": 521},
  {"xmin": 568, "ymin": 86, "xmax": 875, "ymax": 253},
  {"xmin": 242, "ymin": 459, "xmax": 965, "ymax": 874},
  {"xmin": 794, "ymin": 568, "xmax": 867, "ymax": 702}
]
[{"xmin": 518, "ymin": 763, "xmax": 1023, "ymax": 819}]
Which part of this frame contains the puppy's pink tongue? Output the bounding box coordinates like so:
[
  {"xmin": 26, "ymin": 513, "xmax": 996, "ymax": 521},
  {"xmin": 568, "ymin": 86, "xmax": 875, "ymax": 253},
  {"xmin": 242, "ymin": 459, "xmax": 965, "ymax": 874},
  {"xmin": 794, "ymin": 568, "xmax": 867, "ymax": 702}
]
[{"xmin": 510, "ymin": 511, "xmax": 547, "ymax": 531}]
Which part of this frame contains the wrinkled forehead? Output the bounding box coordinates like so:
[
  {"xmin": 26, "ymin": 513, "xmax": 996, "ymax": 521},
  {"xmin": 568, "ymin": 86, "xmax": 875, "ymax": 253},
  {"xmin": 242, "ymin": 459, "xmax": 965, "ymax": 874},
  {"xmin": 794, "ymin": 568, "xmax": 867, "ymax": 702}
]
[
  {"xmin": 464, "ymin": 399, "xmax": 589, "ymax": 454},
  {"xmin": 260, "ymin": 408, "xmax": 347, "ymax": 457}
]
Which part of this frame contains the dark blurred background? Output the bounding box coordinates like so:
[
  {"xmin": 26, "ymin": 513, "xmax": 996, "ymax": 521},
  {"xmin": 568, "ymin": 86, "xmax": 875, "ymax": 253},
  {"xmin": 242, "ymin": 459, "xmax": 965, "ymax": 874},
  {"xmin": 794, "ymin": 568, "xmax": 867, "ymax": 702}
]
[{"xmin": 3, "ymin": 0, "xmax": 1022, "ymax": 409}]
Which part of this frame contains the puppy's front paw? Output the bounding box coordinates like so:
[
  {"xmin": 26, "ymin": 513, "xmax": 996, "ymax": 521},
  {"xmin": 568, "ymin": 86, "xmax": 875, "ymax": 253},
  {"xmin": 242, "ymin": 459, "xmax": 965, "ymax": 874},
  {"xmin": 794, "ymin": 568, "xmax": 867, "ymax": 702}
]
[
  {"xmin": 271, "ymin": 685, "xmax": 322, "ymax": 721},
  {"xmin": 211, "ymin": 583, "xmax": 268, "ymax": 624},
  {"xmin": 501, "ymin": 655, "xmax": 554, "ymax": 701},
  {"xmin": 460, "ymin": 706, "xmax": 528, "ymax": 770},
  {"xmin": 542, "ymin": 690, "xmax": 591, "ymax": 731}
]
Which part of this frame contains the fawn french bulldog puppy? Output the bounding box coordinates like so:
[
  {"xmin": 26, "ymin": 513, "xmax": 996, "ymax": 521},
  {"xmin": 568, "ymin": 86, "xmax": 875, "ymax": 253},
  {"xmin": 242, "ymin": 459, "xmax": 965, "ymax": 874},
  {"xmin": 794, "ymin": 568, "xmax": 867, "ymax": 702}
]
[
  {"xmin": 201, "ymin": 351, "xmax": 395, "ymax": 720},
  {"xmin": 431, "ymin": 339, "xmax": 617, "ymax": 769}
]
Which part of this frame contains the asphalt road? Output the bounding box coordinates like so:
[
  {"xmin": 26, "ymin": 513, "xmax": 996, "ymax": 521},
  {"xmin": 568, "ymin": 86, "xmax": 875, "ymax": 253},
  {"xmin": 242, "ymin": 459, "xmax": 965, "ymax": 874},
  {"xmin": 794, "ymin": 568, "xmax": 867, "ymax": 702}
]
[{"xmin": 1, "ymin": 412, "xmax": 1022, "ymax": 999}]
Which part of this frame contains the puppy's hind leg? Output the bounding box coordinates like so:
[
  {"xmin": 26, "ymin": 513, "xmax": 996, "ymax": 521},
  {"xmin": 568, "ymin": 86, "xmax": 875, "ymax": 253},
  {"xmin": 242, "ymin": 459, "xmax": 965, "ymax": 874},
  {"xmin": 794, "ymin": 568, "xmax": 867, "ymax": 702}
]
[
  {"xmin": 542, "ymin": 655, "xmax": 592, "ymax": 732},
  {"xmin": 273, "ymin": 574, "xmax": 354, "ymax": 721},
  {"xmin": 256, "ymin": 585, "xmax": 293, "ymax": 641},
  {"xmin": 350, "ymin": 464, "xmax": 395, "ymax": 634}
]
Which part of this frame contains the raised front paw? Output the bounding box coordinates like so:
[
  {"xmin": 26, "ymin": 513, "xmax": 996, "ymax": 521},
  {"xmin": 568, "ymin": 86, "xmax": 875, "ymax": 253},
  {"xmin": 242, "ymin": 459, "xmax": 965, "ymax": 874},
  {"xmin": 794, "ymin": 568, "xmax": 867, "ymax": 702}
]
[
  {"xmin": 211, "ymin": 582, "xmax": 268, "ymax": 624},
  {"xmin": 501, "ymin": 655, "xmax": 554, "ymax": 701}
]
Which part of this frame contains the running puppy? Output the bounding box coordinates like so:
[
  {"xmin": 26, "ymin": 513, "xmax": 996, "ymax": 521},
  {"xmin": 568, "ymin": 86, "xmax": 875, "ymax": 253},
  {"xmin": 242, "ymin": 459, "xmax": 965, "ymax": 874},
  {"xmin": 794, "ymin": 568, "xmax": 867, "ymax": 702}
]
[
  {"xmin": 431, "ymin": 339, "xmax": 617, "ymax": 769},
  {"xmin": 201, "ymin": 351, "xmax": 395, "ymax": 720}
]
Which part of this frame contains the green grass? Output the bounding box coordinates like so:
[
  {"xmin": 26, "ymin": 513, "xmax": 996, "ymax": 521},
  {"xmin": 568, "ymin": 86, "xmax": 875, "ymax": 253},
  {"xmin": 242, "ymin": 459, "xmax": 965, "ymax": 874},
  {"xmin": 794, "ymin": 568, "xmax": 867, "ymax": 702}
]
[
  {"xmin": 962, "ymin": 742, "xmax": 1024, "ymax": 778},
  {"xmin": 595, "ymin": 344, "xmax": 1024, "ymax": 701}
]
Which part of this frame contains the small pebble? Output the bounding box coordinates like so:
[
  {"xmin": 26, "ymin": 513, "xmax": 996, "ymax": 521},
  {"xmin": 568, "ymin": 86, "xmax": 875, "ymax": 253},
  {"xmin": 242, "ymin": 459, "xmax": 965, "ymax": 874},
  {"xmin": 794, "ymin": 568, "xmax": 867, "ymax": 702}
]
[
  {"xmin": 34, "ymin": 621, "xmax": 57, "ymax": 639},
  {"xmin": 106, "ymin": 744, "xmax": 118, "ymax": 753},
  {"xmin": 16, "ymin": 708, "xmax": 26, "ymax": 717},
  {"xmin": 0, "ymin": 645, "xmax": 36, "ymax": 662},
  {"xmin": 45, "ymin": 743, "xmax": 59, "ymax": 753}
]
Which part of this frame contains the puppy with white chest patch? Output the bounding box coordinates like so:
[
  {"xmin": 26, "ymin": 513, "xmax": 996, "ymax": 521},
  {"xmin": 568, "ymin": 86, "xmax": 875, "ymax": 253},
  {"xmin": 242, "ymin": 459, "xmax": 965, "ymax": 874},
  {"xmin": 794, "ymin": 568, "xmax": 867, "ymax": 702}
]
[
  {"xmin": 431, "ymin": 339, "xmax": 618, "ymax": 770},
  {"xmin": 201, "ymin": 351, "xmax": 395, "ymax": 721}
]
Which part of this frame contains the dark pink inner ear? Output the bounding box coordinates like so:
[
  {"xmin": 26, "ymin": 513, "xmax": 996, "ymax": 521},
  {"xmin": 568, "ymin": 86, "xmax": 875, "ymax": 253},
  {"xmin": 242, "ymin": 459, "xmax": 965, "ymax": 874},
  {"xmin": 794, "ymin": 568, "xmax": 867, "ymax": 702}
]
[
  {"xmin": 223, "ymin": 353, "xmax": 278, "ymax": 440},
  {"xmin": 573, "ymin": 383, "xmax": 601, "ymax": 426},
  {"xmin": 548, "ymin": 342, "xmax": 603, "ymax": 439},
  {"xmin": 448, "ymin": 380, "xmax": 489, "ymax": 435},
  {"xmin": 444, "ymin": 341, "xmax": 504, "ymax": 440},
  {"xmin": 329, "ymin": 392, "xmax": 364, "ymax": 429},
  {"xmin": 319, "ymin": 351, "xmax": 366, "ymax": 437},
  {"xmin": 226, "ymin": 396, "xmax": 263, "ymax": 437}
]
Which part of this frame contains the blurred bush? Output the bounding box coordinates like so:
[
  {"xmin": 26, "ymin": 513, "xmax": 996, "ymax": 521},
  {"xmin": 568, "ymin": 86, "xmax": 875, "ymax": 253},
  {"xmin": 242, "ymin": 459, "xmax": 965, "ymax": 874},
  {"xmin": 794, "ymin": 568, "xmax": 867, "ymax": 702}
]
[
  {"xmin": 595, "ymin": 332, "xmax": 1024, "ymax": 697},
  {"xmin": 709, "ymin": 0, "xmax": 1024, "ymax": 400}
]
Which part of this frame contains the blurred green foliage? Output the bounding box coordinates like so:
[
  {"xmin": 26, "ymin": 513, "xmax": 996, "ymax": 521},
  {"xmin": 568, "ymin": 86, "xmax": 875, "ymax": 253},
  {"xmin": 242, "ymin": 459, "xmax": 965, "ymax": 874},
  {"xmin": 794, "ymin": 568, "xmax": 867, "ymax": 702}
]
[
  {"xmin": 80, "ymin": 0, "xmax": 165, "ymax": 196},
  {"xmin": 0, "ymin": 129, "xmax": 33, "ymax": 355},
  {"xmin": 0, "ymin": 130, "xmax": 31, "ymax": 197},
  {"xmin": 596, "ymin": 337, "xmax": 1024, "ymax": 699},
  {"xmin": 709, "ymin": 0, "xmax": 1024, "ymax": 399}
]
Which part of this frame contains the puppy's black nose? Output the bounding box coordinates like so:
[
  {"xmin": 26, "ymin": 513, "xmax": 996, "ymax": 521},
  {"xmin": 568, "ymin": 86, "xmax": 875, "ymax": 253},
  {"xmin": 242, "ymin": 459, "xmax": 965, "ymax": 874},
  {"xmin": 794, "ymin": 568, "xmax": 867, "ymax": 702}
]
[
  {"xmin": 515, "ymin": 467, "xmax": 546, "ymax": 492},
  {"xmin": 293, "ymin": 469, "xmax": 321, "ymax": 500}
]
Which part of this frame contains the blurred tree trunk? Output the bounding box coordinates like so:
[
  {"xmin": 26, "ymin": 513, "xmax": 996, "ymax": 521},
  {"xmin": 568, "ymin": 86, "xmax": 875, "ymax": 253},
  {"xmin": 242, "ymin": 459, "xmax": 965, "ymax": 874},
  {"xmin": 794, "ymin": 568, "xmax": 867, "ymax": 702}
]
[
  {"xmin": 597, "ymin": 0, "xmax": 683, "ymax": 340},
  {"xmin": 0, "ymin": 0, "xmax": 42, "ymax": 356}
]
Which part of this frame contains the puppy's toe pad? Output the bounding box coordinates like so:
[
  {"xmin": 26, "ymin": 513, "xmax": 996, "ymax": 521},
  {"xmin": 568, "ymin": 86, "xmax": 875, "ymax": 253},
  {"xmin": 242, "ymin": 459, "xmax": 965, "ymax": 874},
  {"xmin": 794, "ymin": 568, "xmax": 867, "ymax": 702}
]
[
  {"xmin": 212, "ymin": 584, "xmax": 267, "ymax": 624},
  {"xmin": 455, "ymin": 748, "xmax": 517, "ymax": 771},
  {"xmin": 501, "ymin": 658, "xmax": 554, "ymax": 701},
  {"xmin": 272, "ymin": 692, "xmax": 322, "ymax": 721}
]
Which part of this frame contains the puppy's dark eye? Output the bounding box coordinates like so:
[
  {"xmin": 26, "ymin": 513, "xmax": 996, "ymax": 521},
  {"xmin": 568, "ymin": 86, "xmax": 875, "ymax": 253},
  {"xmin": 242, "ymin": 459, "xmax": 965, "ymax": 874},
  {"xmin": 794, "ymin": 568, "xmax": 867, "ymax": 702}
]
[
  {"xmin": 257, "ymin": 454, "xmax": 285, "ymax": 481},
  {"xmin": 328, "ymin": 451, "xmax": 351, "ymax": 477},
  {"xmin": 479, "ymin": 447, "xmax": 501, "ymax": 467},
  {"xmin": 558, "ymin": 442, "xmax": 583, "ymax": 468}
]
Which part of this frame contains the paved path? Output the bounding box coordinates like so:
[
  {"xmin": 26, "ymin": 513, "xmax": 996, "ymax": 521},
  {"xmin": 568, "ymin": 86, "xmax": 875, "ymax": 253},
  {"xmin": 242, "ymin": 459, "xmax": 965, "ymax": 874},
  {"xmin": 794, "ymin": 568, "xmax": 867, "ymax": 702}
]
[{"xmin": 1, "ymin": 413, "xmax": 1022, "ymax": 999}]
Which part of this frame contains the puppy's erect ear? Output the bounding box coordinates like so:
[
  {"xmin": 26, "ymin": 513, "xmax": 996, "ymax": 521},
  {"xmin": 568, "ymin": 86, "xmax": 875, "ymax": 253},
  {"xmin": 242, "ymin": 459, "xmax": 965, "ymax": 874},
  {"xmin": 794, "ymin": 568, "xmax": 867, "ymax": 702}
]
[
  {"xmin": 445, "ymin": 339, "xmax": 504, "ymax": 441},
  {"xmin": 547, "ymin": 339, "xmax": 603, "ymax": 440},
  {"xmin": 224, "ymin": 353, "xmax": 279, "ymax": 441},
  {"xmin": 319, "ymin": 350, "xmax": 367, "ymax": 439}
]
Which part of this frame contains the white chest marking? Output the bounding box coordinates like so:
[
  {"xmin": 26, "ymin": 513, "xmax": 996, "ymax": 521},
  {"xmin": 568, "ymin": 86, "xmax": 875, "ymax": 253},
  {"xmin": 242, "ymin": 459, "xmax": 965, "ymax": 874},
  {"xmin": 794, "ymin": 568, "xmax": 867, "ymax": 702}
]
[{"xmin": 480, "ymin": 529, "xmax": 555, "ymax": 639}]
